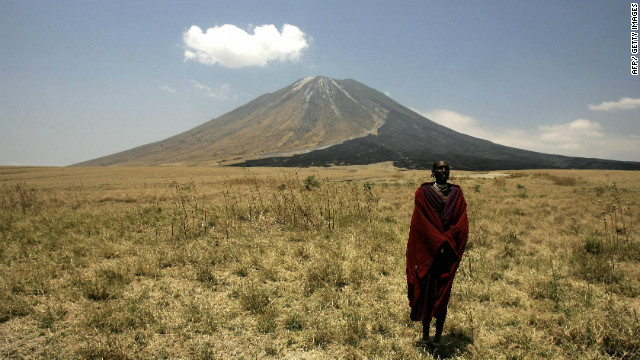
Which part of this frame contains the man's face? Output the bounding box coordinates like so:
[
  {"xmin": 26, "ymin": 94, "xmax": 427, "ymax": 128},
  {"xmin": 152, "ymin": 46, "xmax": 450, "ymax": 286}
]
[{"xmin": 432, "ymin": 161, "xmax": 450, "ymax": 183}]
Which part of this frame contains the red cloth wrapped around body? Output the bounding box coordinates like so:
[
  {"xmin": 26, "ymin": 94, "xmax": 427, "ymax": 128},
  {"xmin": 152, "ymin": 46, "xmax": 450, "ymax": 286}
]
[{"xmin": 406, "ymin": 183, "xmax": 469, "ymax": 320}]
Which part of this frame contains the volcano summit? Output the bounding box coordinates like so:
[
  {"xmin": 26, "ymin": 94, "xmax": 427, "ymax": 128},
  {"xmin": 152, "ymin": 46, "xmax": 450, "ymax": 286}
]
[{"xmin": 76, "ymin": 76, "xmax": 639, "ymax": 170}]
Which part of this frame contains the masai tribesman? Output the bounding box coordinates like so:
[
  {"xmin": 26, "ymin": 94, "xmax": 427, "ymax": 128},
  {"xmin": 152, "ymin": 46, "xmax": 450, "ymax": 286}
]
[{"xmin": 406, "ymin": 160, "xmax": 469, "ymax": 355}]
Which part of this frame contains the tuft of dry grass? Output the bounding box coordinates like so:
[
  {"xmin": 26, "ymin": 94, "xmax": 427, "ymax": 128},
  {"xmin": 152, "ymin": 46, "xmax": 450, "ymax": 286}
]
[{"xmin": 0, "ymin": 165, "xmax": 638, "ymax": 359}]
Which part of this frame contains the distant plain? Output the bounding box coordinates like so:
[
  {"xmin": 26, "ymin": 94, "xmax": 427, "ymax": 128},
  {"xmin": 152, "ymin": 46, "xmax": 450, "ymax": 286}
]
[{"xmin": 1, "ymin": 164, "xmax": 638, "ymax": 359}]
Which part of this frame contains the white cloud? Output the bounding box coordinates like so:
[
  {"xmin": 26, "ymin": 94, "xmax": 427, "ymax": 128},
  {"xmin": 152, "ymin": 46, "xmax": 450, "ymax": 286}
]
[
  {"xmin": 588, "ymin": 97, "xmax": 640, "ymax": 111},
  {"xmin": 415, "ymin": 108, "xmax": 640, "ymax": 161},
  {"xmin": 538, "ymin": 119, "xmax": 604, "ymax": 146},
  {"xmin": 488, "ymin": 129, "xmax": 542, "ymax": 150},
  {"xmin": 191, "ymin": 80, "xmax": 234, "ymax": 100},
  {"xmin": 533, "ymin": 119, "xmax": 640, "ymax": 160},
  {"xmin": 159, "ymin": 84, "xmax": 176, "ymax": 94},
  {"xmin": 183, "ymin": 23, "xmax": 310, "ymax": 68},
  {"xmin": 417, "ymin": 109, "xmax": 491, "ymax": 138},
  {"xmin": 423, "ymin": 109, "xmax": 476, "ymax": 129}
]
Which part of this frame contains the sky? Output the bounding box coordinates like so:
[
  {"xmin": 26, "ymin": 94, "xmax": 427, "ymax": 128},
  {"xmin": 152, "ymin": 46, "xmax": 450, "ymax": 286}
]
[{"xmin": 1, "ymin": 0, "xmax": 639, "ymax": 166}]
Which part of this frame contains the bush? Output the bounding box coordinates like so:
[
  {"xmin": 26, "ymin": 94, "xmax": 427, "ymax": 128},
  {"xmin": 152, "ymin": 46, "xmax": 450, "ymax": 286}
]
[
  {"xmin": 303, "ymin": 175, "xmax": 321, "ymax": 190},
  {"xmin": 584, "ymin": 233, "xmax": 604, "ymax": 255},
  {"xmin": 235, "ymin": 281, "xmax": 272, "ymax": 314},
  {"xmin": 80, "ymin": 267, "xmax": 131, "ymax": 301},
  {"xmin": 602, "ymin": 305, "xmax": 640, "ymax": 359},
  {"xmin": 304, "ymin": 255, "xmax": 348, "ymax": 295},
  {"xmin": 548, "ymin": 175, "xmax": 577, "ymax": 186}
]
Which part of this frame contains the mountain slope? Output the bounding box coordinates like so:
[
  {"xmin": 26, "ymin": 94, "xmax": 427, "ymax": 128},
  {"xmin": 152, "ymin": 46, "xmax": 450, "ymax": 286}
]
[
  {"xmin": 75, "ymin": 76, "xmax": 640, "ymax": 170},
  {"xmin": 236, "ymin": 79, "xmax": 639, "ymax": 170},
  {"xmin": 75, "ymin": 77, "xmax": 387, "ymax": 166}
]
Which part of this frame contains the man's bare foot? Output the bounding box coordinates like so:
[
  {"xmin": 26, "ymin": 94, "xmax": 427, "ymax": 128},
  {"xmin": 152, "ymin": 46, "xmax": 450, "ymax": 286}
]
[{"xmin": 417, "ymin": 338, "xmax": 432, "ymax": 350}]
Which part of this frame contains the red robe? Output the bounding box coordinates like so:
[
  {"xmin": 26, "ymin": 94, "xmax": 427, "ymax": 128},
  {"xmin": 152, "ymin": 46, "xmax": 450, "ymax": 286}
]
[{"xmin": 406, "ymin": 183, "xmax": 468, "ymax": 320}]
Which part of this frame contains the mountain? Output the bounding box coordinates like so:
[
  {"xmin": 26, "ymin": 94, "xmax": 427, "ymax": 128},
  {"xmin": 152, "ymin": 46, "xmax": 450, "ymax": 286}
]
[{"xmin": 74, "ymin": 76, "xmax": 640, "ymax": 170}]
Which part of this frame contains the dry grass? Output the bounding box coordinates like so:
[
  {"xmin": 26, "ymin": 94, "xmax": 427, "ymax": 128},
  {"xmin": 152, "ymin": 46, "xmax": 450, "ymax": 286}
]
[{"xmin": 0, "ymin": 165, "xmax": 639, "ymax": 359}]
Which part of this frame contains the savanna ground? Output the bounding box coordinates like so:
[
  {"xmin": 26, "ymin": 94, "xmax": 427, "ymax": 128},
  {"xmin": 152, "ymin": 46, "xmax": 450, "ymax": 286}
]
[{"xmin": 0, "ymin": 163, "xmax": 638, "ymax": 359}]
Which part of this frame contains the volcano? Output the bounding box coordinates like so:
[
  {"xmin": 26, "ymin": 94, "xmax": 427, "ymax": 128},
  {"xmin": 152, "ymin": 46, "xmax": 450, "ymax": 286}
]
[{"xmin": 75, "ymin": 76, "xmax": 639, "ymax": 170}]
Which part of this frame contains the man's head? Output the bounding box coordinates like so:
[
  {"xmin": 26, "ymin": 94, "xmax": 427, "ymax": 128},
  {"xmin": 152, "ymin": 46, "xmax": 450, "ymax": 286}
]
[{"xmin": 432, "ymin": 160, "xmax": 450, "ymax": 184}]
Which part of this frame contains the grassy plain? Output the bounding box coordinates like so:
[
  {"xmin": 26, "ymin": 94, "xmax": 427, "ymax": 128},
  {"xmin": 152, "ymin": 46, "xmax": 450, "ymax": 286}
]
[{"xmin": 0, "ymin": 163, "xmax": 638, "ymax": 359}]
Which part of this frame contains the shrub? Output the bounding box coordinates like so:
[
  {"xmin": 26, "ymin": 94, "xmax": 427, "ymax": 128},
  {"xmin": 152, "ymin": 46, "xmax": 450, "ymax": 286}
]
[
  {"xmin": 584, "ymin": 233, "xmax": 604, "ymax": 255},
  {"xmin": 548, "ymin": 175, "xmax": 577, "ymax": 186},
  {"xmin": 571, "ymin": 247, "xmax": 624, "ymax": 286},
  {"xmin": 235, "ymin": 281, "xmax": 272, "ymax": 314},
  {"xmin": 303, "ymin": 175, "xmax": 321, "ymax": 190},
  {"xmin": 501, "ymin": 230, "xmax": 523, "ymax": 258},
  {"xmin": 304, "ymin": 255, "xmax": 348, "ymax": 295},
  {"xmin": 602, "ymin": 305, "xmax": 640, "ymax": 359},
  {"xmin": 343, "ymin": 311, "xmax": 367, "ymax": 346},
  {"xmin": 80, "ymin": 267, "xmax": 131, "ymax": 301},
  {"xmin": 38, "ymin": 303, "xmax": 67, "ymax": 329},
  {"xmin": 284, "ymin": 314, "xmax": 305, "ymax": 331},
  {"xmin": 257, "ymin": 309, "xmax": 278, "ymax": 333},
  {"xmin": 195, "ymin": 264, "xmax": 218, "ymax": 286},
  {"xmin": 0, "ymin": 294, "xmax": 32, "ymax": 322}
]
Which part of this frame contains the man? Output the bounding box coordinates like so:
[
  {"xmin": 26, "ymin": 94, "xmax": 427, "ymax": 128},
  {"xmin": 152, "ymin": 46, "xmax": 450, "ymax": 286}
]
[{"xmin": 406, "ymin": 160, "xmax": 469, "ymax": 355}]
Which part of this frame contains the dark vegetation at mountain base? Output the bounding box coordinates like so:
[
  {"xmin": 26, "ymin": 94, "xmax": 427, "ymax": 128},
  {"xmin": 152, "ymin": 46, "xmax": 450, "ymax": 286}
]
[{"xmin": 236, "ymin": 107, "xmax": 640, "ymax": 171}]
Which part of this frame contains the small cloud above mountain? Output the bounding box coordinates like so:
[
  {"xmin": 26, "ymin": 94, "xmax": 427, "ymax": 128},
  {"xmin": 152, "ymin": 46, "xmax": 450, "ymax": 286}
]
[
  {"xmin": 191, "ymin": 80, "xmax": 234, "ymax": 100},
  {"xmin": 183, "ymin": 23, "xmax": 310, "ymax": 68},
  {"xmin": 159, "ymin": 85, "xmax": 177, "ymax": 94}
]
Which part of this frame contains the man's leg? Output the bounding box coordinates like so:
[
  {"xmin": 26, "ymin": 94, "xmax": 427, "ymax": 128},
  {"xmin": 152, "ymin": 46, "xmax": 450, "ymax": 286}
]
[
  {"xmin": 431, "ymin": 308, "xmax": 447, "ymax": 357},
  {"xmin": 421, "ymin": 317, "xmax": 431, "ymax": 342},
  {"xmin": 433, "ymin": 308, "xmax": 447, "ymax": 344}
]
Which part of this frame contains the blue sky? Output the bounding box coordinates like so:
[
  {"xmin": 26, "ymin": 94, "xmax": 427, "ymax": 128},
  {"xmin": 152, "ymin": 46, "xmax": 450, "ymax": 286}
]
[{"xmin": 1, "ymin": 0, "xmax": 638, "ymax": 166}]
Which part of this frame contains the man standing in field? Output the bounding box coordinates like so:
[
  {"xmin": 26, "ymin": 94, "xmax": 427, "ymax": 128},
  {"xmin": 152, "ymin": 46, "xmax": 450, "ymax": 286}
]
[{"xmin": 406, "ymin": 160, "xmax": 469, "ymax": 355}]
